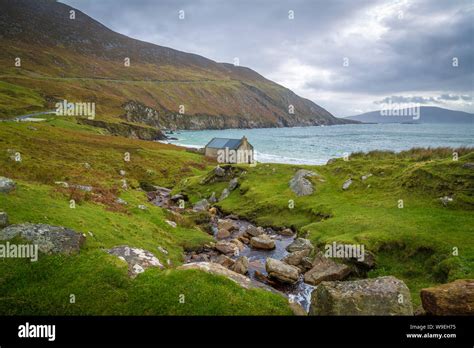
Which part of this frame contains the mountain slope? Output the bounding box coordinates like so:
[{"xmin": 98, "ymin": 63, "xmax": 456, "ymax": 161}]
[
  {"xmin": 346, "ymin": 106, "xmax": 474, "ymax": 124},
  {"xmin": 0, "ymin": 0, "xmax": 351, "ymax": 129}
]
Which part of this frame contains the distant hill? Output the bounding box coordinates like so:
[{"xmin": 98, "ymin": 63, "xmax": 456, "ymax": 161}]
[
  {"xmin": 345, "ymin": 106, "xmax": 474, "ymax": 124},
  {"xmin": 0, "ymin": 0, "xmax": 355, "ymax": 130}
]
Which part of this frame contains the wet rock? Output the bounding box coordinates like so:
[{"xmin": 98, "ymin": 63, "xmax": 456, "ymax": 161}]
[
  {"xmin": 215, "ymin": 254, "xmax": 235, "ymax": 268},
  {"xmin": 193, "ymin": 199, "xmax": 209, "ymax": 212},
  {"xmin": 254, "ymin": 270, "xmax": 278, "ymax": 287},
  {"xmin": 309, "ymin": 276, "xmax": 413, "ymax": 316},
  {"xmin": 300, "ymin": 256, "xmax": 314, "ymax": 271},
  {"xmin": 289, "ymin": 169, "xmax": 316, "ymax": 196},
  {"xmin": 229, "ymin": 238, "xmax": 245, "ymax": 252},
  {"xmin": 245, "ymin": 225, "xmax": 264, "ymax": 238},
  {"xmin": 0, "ymin": 212, "xmax": 8, "ymax": 228},
  {"xmin": 218, "ymin": 219, "xmax": 237, "ymax": 233},
  {"xmin": 0, "ymin": 223, "xmax": 85, "ymax": 254},
  {"xmin": 0, "ymin": 177, "xmax": 15, "ymax": 193},
  {"xmin": 228, "ymin": 178, "xmax": 239, "ymax": 191},
  {"xmin": 219, "ymin": 188, "xmax": 230, "ymax": 201},
  {"xmin": 420, "ymin": 279, "xmax": 474, "ymax": 315},
  {"xmin": 304, "ymin": 255, "xmax": 351, "ymax": 285},
  {"xmin": 108, "ymin": 246, "xmax": 164, "ymax": 278},
  {"xmin": 282, "ymin": 249, "xmax": 310, "ymax": 267},
  {"xmin": 216, "ymin": 229, "xmax": 231, "ymax": 239},
  {"xmin": 250, "ymin": 235, "xmax": 276, "ymax": 250},
  {"xmin": 231, "ymin": 256, "xmax": 249, "ymax": 275},
  {"xmin": 217, "ymin": 219, "xmax": 237, "ymax": 239},
  {"xmin": 215, "ymin": 240, "xmax": 239, "ymax": 255},
  {"xmin": 238, "ymin": 235, "xmax": 250, "ymax": 244},
  {"xmin": 286, "ymin": 238, "xmax": 314, "ymax": 253},
  {"xmin": 277, "ymin": 228, "xmax": 295, "ymax": 236},
  {"xmin": 342, "ymin": 178, "xmax": 353, "ymax": 190},
  {"xmin": 265, "ymin": 258, "xmax": 300, "ymax": 284}
]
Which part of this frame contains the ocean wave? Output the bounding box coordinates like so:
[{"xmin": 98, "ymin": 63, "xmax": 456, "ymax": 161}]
[{"xmin": 255, "ymin": 151, "xmax": 326, "ymax": 165}]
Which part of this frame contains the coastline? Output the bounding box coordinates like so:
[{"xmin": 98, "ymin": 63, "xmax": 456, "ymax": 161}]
[{"xmin": 161, "ymin": 123, "xmax": 474, "ymax": 165}]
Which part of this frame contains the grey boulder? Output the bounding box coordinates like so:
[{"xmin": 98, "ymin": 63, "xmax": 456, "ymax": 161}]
[
  {"xmin": 286, "ymin": 238, "xmax": 314, "ymax": 253},
  {"xmin": 107, "ymin": 246, "xmax": 164, "ymax": 277},
  {"xmin": 192, "ymin": 199, "xmax": 209, "ymax": 212},
  {"xmin": 265, "ymin": 258, "xmax": 300, "ymax": 284},
  {"xmin": 0, "ymin": 223, "xmax": 85, "ymax": 254},
  {"xmin": 228, "ymin": 178, "xmax": 239, "ymax": 191},
  {"xmin": 0, "ymin": 177, "xmax": 16, "ymax": 193},
  {"xmin": 304, "ymin": 255, "xmax": 351, "ymax": 285},
  {"xmin": 309, "ymin": 276, "xmax": 413, "ymax": 315},
  {"xmin": 342, "ymin": 178, "xmax": 353, "ymax": 190},
  {"xmin": 282, "ymin": 249, "xmax": 310, "ymax": 267},
  {"xmin": 250, "ymin": 235, "xmax": 275, "ymax": 250},
  {"xmin": 0, "ymin": 212, "xmax": 8, "ymax": 228},
  {"xmin": 231, "ymin": 256, "xmax": 249, "ymax": 275},
  {"xmin": 289, "ymin": 169, "xmax": 316, "ymax": 196}
]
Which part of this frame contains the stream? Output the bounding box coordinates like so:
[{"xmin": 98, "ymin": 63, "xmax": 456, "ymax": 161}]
[
  {"xmin": 148, "ymin": 188, "xmax": 315, "ymax": 312},
  {"xmin": 187, "ymin": 217, "xmax": 315, "ymax": 312}
]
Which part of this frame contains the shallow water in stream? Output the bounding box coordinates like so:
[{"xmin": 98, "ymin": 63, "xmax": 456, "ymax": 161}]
[
  {"xmin": 149, "ymin": 190, "xmax": 315, "ymax": 312},
  {"xmin": 211, "ymin": 219, "xmax": 315, "ymax": 312}
]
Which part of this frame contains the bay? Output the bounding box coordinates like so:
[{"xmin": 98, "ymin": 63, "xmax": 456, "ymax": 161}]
[{"xmin": 168, "ymin": 123, "xmax": 474, "ymax": 165}]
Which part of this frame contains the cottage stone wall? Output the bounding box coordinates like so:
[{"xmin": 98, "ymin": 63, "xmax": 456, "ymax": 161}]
[{"xmin": 204, "ymin": 137, "xmax": 254, "ymax": 164}]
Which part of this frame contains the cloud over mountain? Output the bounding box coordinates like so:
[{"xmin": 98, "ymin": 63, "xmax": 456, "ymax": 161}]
[{"xmin": 63, "ymin": 0, "xmax": 474, "ymax": 116}]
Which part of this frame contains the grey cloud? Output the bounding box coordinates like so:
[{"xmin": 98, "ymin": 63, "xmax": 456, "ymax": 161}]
[
  {"xmin": 374, "ymin": 96, "xmax": 440, "ymax": 104},
  {"xmin": 61, "ymin": 0, "xmax": 474, "ymax": 114},
  {"xmin": 439, "ymin": 94, "xmax": 473, "ymax": 101},
  {"xmin": 374, "ymin": 93, "xmax": 473, "ymax": 105}
]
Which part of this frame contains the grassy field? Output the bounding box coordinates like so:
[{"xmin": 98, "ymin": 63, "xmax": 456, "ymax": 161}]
[
  {"xmin": 177, "ymin": 148, "xmax": 474, "ymax": 306},
  {"xmin": 0, "ymin": 117, "xmax": 472, "ymax": 313},
  {"xmin": 0, "ymin": 118, "xmax": 293, "ymax": 315}
]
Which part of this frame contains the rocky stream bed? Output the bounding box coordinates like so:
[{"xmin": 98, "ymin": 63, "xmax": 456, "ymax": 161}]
[{"xmin": 186, "ymin": 216, "xmax": 316, "ymax": 311}]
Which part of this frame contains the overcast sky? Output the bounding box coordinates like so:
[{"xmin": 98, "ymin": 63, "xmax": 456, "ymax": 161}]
[{"xmin": 62, "ymin": 0, "xmax": 473, "ymax": 117}]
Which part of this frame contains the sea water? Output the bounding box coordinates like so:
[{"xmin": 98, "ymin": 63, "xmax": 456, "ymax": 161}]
[{"xmin": 169, "ymin": 123, "xmax": 474, "ymax": 165}]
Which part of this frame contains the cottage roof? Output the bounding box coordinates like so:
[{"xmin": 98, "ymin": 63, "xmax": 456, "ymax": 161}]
[{"xmin": 205, "ymin": 137, "xmax": 243, "ymax": 150}]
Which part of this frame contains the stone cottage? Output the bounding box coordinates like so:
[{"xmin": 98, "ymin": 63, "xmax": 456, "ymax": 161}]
[{"xmin": 204, "ymin": 136, "xmax": 254, "ymax": 164}]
